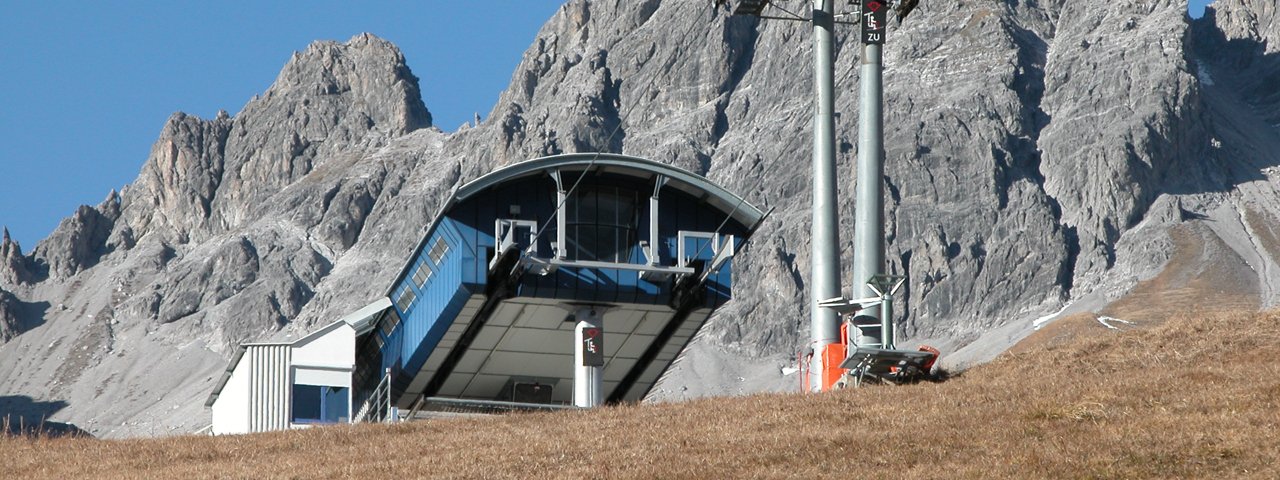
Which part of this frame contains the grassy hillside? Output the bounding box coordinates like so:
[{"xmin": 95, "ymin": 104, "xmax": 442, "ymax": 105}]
[{"xmin": 3, "ymin": 307, "xmax": 1278, "ymax": 479}]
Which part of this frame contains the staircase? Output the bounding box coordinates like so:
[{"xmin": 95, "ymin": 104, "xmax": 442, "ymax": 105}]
[{"xmin": 353, "ymin": 369, "xmax": 395, "ymax": 424}]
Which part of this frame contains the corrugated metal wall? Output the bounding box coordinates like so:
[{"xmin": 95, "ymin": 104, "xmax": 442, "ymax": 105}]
[
  {"xmin": 246, "ymin": 345, "xmax": 291, "ymax": 432},
  {"xmin": 390, "ymin": 218, "xmax": 480, "ymax": 385}
]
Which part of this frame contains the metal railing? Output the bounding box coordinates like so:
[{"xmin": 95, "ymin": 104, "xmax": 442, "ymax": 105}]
[{"xmin": 353, "ymin": 368, "xmax": 395, "ymax": 424}]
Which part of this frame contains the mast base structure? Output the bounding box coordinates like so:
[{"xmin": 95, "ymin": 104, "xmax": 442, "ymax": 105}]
[
  {"xmin": 814, "ymin": 275, "xmax": 940, "ymax": 390},
  {"xmin": 717, "ymin": 0, "xmax": 940, "ymax": 392}
]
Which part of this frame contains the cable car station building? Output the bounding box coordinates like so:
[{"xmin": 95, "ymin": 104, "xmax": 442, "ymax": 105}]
[{"xmin": 207, "ymin": 153, "xmax": 764, "ymax": 434}]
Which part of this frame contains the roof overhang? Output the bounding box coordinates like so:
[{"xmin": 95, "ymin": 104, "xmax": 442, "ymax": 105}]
[
  {"xmin": 386, "ymin": 153, "xmax": 767, "ymax": 296},
  {"xmin": 455, "ymin": 153, "xmax": 766, "ymax": 228},
  {"xmin": 338, "ymin": 297, "xmax": 393, "ymax": 336},
  {"xmin": 396, "ymin": 296, "xmax": 713, "ymax": 407},
  {"xmin": 205, "ymin": 344, "xmax": 250, "ymax": 407}
]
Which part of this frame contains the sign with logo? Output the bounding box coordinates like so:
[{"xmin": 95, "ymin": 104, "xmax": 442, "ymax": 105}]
[
  {"xmin": 862, "ymin": 0, "xmax": 887, "ymax": 44},
  {"xmin": 582, "ymin": 327, "xmax": 604, "ymax": 366}
]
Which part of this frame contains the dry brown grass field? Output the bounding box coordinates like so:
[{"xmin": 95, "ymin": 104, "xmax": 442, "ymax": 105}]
[{"xmin": 3, "ymin": 307, "xmax": 1278, "ymax": 479}]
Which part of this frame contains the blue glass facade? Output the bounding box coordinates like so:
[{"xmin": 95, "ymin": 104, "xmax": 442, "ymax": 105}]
[{"xmin": 364, "ymin": 155, "xmax": 761, "ymax": 405}]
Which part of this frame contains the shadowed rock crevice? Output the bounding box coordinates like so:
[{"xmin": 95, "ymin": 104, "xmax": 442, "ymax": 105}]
[
  {"xmin": 1192, "ymin": 1, "xmax": 1280, "ymax": 124},
  {"xmin": 998, "ymin": 19, "xmax": 1051, "ymax": 204},
  {"xmin": 0, "ymin": 290, "xmax": 36, "ymax": 342}
]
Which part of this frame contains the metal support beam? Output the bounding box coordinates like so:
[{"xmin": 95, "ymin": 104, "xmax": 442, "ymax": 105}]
[
  {"xmin": 866, "ymin": 275, "xmax": 903, "ymax": 350},
  {"xmin": 808, "ymin": 0, "xmax": 842, "ymax": 392},
  {"xmin": 551, "ymin": 170, "xmax": 568, "ymax": 260},
  {"xmin": 851, "ymin": 41, "xmax": 885, "ymax": 345},
  {"xmin": 648, "ymin": 175, "xmax": 668, "ymax": 266},
  {"xmin": 880, "ymin": 291, "xmax": 894, "ymax": 349}
]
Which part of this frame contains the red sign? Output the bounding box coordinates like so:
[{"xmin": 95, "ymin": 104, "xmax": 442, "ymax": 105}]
[
  {"xmin": 582, "ymin": 328, "xmax": 604, "ymax": 366},
  {"xmin": 862, "ymin": 0, "xmax": 888, "ymax": 44}
]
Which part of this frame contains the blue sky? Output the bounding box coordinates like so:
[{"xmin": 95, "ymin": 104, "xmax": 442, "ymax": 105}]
[
  {"xmin": 0, "ymin": 1, "xmax": 1220, "ymax": 249},
  {"xmin": 0, "ymin": 2, "xmax": 563, "ymax": 249},
  {"xmin": 1190, "ymin": 0, "xmax": 1215, "ymax": 18}
]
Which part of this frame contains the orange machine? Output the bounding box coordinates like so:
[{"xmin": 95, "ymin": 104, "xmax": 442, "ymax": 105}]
[
  {"xmin": 800, "ymin": 323, "xmax": 854, "ymax": 392},
  {"xmin": 801, "ymin": 324, "xmax": 941, "ymax": 391}
]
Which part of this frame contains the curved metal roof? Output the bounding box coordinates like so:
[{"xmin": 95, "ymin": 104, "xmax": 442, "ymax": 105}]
[
  {"xmin": 386, "ymin": 153, "xmax": 767, "ymax": 296},
  {"xmin": 455, "ymin": 153, "xmax": 766, "ymax": 228}
]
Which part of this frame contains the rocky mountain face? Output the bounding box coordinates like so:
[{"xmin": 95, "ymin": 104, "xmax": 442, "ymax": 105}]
[
  {"xmin": 0, "ymin": 289, "xmax": 23, "ymax": 343},
  {"xmin": 1, "ymin": 229, "xmax": 33, "ymax": 286},
  {"xmin": 1, "ymin": 0, "xmax": 1277, "ymax": 437}
]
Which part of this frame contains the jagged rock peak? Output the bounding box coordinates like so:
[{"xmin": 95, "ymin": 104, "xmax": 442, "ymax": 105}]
[
  {"xmin": 116, "ymin": 33, "xmax": 433, "ymax": 244},
  {"xmin": 98, "ymin": 189, "xmax": 122, "ymax": 220},
  {"xmin": 1, "ymin": 227, "xmax": 21, "ymax": 259},
  {"xmin": 32, "ymin": 200, "xmax": 117, "ymax": 280},
  {"xmin": 0, "ymin": 227, "xmax": 32, "ymax": 286},
  {"xmin": 158, "ymin": 33, "xmax": 434, "ymax": 235},
  {"xmin": 268, "ymin": 33, "xmax": 432, "ymax": 132},
  {"xmin": 118, "ymin": 111, "xmax": 234, "ymax": 244}
]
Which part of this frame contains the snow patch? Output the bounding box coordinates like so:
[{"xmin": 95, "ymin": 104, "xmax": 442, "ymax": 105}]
[
  {"xmin": 1096, "ymin": 316, "xmax": 1136, "ymax": 330},
  {"xmin": 1195, "ymin": 60, "xmax": 1215, "ymax": 86},
  {"xmin": 1032, "ymin": 303, "xmax": 1072, "ymax": 330}
]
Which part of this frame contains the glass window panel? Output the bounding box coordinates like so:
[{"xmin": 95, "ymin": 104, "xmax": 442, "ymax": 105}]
[
  {"xmin": 600, "ymin": 226, "xmax": 618, "ymax": 262},
  {"xmin": 567, "ymin": 186, "xmax": 639, "ymax": 262},
  {"xmin": 292, "ymin": 384, "xmax": 322, "ymax": 423},
  {"xmin": 599, "ymin": 191, "xmax": 619, "ymax": 225},
  {"xmin": 379, "ymin": 309, "xmax": 401, "ymax": 336},
  {"xmin": 428, "ymin": 238, "xmax": 450, "ymax": 264},
  {"xmin": 412, "ymin": 262, "xmax": 432, "ymax": 288},
  {"xmin": 292, "ymin": 384, "xmax": 349, "ymax": 424},
  {"xmin": 395, "ymin": 286, "xmax": 416, "ymax": 312},
  {"xmin": 323, "ymin": 386, "xmax": 349, "ymax": 423}
]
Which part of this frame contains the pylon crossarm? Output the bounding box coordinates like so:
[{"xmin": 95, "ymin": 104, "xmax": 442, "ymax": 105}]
[{"xmin": 817, "ymin": 295, "xmax": 884, "ymax": 315}]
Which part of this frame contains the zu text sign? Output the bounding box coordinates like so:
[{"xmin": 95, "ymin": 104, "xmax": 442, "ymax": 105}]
[{"xmin": 862, "ymin": 1, "xmax": 887, "ymax": 44}]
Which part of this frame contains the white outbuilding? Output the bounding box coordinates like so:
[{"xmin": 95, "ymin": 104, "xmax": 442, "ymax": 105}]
[{"xmin": 206, "ymin": 298, "xmax": 391, "ymax": 435}]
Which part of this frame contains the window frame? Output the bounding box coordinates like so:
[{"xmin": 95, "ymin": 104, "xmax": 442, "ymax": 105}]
[
  {"xmin": 394, "ymin": 285, "xmax": 417, "ymax": 312},
  {"xmin": 411, "ymin": 260, "xmax": 433, "ymax": 288},
  {"xmin": 565, "ymin": 185, "xmax": 640, "ymax": 263},
  {"xmin": 290, "ymin": 384, "xmax": 350, "ymax": 424},
  {"xmin": 428, "ymin": 237, "xmax": 450, "ymax": 265},
  {"xmin": 378, "ymin": 309, "xmax": 401, "ymax": 337}
]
